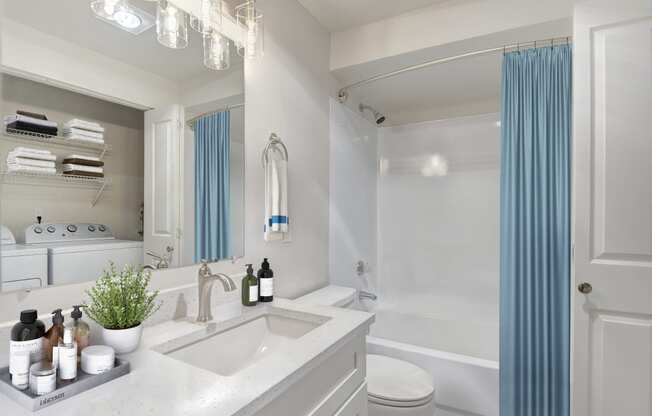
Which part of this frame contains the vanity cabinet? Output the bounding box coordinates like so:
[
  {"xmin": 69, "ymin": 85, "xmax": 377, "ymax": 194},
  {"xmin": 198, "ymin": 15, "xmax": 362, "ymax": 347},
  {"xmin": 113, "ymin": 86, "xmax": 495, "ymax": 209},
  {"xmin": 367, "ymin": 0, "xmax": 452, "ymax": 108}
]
[{"xmin": 256, "ymin": 331, "xmax": 368, "ymax": 416}]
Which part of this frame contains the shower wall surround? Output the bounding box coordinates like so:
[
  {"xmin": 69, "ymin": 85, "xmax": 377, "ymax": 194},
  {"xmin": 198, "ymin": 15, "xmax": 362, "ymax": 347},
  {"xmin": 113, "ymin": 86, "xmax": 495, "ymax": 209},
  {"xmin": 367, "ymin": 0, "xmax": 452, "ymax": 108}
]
[
  {"xmin": 329, "ymin": 109, "xmax": 501, "ymax": 359},
  {"xmin": 377, "ymin": 113, "xmax": 501, "ymax": 359},
  {"xmin": 329, "ymin": 99, "xmax": 378, "ymax": 294}
]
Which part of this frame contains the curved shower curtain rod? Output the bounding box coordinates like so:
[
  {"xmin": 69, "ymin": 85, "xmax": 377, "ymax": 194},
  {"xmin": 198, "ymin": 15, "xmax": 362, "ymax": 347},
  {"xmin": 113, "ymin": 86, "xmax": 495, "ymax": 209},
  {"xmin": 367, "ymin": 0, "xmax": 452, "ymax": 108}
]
[{"xmin": 337, "ymin": 36, "xmax": 572, "ymax": 103}]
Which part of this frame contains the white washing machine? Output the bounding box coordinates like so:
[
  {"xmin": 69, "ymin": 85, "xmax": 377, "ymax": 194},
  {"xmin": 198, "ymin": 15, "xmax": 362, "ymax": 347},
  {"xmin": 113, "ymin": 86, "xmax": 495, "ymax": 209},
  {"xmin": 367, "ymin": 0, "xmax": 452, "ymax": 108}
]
[
  {"xmin": 25, "ymin": 223, "xmax": 144, "ymax": 286},
  {"xmin": 1, "ymin": 225, "xmax": 47, "ymax": 291}
]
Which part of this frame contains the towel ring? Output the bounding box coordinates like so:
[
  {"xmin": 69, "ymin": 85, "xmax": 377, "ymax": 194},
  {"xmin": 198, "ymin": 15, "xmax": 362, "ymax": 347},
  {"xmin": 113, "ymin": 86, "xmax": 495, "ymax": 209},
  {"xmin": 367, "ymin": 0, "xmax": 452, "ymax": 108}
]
[{"xmin": 261, "ymin": 133, "xmax": 289, "ymax": 168}]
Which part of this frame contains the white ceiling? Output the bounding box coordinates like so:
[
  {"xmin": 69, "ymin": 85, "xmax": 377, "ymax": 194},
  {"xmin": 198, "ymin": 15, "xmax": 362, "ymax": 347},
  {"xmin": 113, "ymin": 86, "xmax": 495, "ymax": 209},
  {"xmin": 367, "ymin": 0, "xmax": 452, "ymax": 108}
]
[
  {"xmin": 4, "ymin": 0, "xmax": 242, "ymax": 82},
  {"xmin": 297, "ymin": 0, "xmax": 454, "ymax": 32}
]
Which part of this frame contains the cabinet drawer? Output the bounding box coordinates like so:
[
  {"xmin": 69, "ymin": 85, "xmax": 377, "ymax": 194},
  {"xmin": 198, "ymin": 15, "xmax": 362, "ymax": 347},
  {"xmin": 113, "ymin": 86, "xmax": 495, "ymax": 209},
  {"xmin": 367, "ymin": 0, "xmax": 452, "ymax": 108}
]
[
  {"xmin": 334, "ymin": 382, "xmax": 368, "ymax": 416},
  {"xmin": 257, "ymin": 333, "xmax": 366, "ymax": 416}
]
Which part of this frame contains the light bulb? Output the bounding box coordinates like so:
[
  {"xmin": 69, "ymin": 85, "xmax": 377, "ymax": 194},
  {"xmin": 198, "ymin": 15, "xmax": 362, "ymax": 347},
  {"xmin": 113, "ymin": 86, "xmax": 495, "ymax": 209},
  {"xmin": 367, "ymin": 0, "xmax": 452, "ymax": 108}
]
[
  {"xmin": 201, "ymin": 0, "xmax": 211, "ymax": 31},
  {"xmin": 236, "ymin": 0, "xmax": 263, "ymax": 59},
  {"xmin": 246, "ymin": 23, "xmax": 258, "ymax": 59}
]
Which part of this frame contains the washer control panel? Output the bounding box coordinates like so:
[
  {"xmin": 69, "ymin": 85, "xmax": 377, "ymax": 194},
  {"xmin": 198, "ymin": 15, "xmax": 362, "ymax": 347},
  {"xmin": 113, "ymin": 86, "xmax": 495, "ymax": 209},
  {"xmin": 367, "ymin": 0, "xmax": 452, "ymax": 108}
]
[{"xmin": 25, "ymin": 223, "xmax": 114, "ymax": 244}]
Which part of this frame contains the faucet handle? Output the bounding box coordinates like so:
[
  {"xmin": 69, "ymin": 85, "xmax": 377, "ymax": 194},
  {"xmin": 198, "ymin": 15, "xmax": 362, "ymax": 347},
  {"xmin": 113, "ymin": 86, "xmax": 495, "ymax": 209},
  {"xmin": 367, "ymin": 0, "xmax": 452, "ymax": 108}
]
[{"xmin": 199, "ymin": 260, "xmax": 211, "ymax": 276}]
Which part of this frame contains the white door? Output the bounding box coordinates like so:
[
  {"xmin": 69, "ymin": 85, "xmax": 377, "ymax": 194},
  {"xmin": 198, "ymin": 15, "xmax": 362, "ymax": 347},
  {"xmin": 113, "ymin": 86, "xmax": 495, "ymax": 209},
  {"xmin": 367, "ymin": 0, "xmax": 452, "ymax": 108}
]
[
  {"xmin": 144, "ymin": 105, "xmax": 184, "ymax": 268},
  {"xmin": 573, "ymin": 1, "xmax": 652, "ymax": 415}
]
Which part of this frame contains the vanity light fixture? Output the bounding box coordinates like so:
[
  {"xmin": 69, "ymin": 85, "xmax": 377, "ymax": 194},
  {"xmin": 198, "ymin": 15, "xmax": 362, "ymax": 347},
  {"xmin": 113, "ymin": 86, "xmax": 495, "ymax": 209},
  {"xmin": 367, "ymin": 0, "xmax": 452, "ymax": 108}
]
[
  {"xmin": 203, "ymin": 30, "xmax": 231, "ymax": 70},
  {"xmin": 156, "ymin": 0, "xmax": 189, "ymax": 49},
  {"xmin": 90, "ymin": 0, "xmax": 155, "ymax": 35},
  {"xmin": 235, "ymin": 0, "xmax": 264, "ymax": 59},
  {"xmin": 190, "ymin": 0, "xmax": 223, "ymax": 35}
]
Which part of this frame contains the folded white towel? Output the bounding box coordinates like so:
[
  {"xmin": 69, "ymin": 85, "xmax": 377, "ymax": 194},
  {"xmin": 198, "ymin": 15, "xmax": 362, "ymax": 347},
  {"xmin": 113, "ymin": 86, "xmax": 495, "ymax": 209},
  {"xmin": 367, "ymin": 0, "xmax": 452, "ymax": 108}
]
[
  {"xmin": 13, "ymin": 146, "xmax": 52, "ymax": 155},
  {"xmin": 7, "ymin": 157, "xmax": 56, "ymax": 169},
  {"xmin": 62, "ymin": 164, "xmax": 103, "ymax": 174},
  {"xmin": 64, "ymin": 119, "xmax": 104, "ymax": 133},
  {"xmin": 8, "ymin": 150, "xmax": 57, "ymax": 162},
  {"xmin": 264, "ymin": 157, "xmax": 289, "ymax": 242},
  {"xmin": 64, "ymin": 154, "xmax": 101, "ymax": 162},
  {"xmin": 62, "ymin": 135, "xmax": 104, "ymax": 144},
  {"xmin": 63, "ymin": 128, "xmax": 104, "ymax": 140},
  {"xmin": 4, "ymin": 115, "xmax": 58, "ymax": 128},
  {"xmin": 7, "ymin": 165, "xmax": 57, "ymax": 175}
]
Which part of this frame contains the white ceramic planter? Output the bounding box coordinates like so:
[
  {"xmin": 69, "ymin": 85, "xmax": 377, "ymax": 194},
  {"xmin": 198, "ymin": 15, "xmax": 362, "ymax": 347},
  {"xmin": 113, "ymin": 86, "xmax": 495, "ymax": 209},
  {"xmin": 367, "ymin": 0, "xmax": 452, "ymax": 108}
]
[{"xmin": 100, "ymin": 324, "xmax": 143, "ymax": 354}]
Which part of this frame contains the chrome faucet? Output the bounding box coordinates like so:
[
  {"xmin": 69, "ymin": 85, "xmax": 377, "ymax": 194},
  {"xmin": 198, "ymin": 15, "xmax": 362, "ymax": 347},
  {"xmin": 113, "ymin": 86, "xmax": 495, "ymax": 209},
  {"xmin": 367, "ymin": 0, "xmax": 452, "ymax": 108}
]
[
  {"xmin": 146, "ymin": 246, "xmax": 174, "ymax": 270},
  {"xmin": 197, "ymin": 260, "xmax": 237, "ymax": 322}
]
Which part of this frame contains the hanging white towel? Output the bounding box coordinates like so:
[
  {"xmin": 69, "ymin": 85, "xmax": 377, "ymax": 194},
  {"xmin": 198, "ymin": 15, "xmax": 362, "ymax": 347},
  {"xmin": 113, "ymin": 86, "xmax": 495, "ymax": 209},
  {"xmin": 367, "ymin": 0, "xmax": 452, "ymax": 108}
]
[{"xmin": 264, "ymin": 157, "xmax": 289, "ymax": 241}]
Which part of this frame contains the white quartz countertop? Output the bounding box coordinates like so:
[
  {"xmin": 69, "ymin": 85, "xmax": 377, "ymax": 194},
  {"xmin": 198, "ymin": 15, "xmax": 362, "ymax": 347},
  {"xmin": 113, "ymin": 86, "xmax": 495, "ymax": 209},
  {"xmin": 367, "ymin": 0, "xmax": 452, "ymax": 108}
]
[{"xmin": 0, "ymin": 298, "xmax": 374, "ymax": 416}]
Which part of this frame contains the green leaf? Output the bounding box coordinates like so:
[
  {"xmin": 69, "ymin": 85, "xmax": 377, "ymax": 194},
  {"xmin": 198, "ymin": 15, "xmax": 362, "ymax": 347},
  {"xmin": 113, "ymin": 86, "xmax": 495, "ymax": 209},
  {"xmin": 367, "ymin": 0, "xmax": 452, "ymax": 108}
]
[{"xmin": 83, "ymin": 262, "xmax": 161, "ymax": 329}]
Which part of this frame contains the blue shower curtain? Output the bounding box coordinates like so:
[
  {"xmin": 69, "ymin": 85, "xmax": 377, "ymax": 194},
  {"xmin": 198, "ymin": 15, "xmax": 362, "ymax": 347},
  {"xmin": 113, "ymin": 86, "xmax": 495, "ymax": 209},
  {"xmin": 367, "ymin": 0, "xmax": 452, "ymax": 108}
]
[
  {"xmin": 500, "ymin": 45, "xmax": 571, "ymax": 416},
  {"xmin": 194, "ymin": 111, "xmax": 230, "ymax": 262}
]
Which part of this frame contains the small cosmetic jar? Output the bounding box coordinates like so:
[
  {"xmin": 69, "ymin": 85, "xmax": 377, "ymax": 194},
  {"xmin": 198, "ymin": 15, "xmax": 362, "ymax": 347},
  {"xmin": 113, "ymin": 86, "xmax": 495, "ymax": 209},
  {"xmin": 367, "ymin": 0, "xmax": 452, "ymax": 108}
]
[
  {"xmin": 11, "ymin": 351, "xmax": 30, "ymax": 390},
  {"xmin": 81, "ymin": 345, "xmax": 115, "ymax": 375},
  {"xmin": 29, "ymin": 361, "xmax": 56, "ymax": 396}
]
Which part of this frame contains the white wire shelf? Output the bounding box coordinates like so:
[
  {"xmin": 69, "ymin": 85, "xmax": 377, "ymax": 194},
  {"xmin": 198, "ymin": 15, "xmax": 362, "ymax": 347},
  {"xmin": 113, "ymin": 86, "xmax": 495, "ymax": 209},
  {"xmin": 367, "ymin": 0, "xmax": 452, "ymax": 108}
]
[
  {"xmin": 0, "ymin": 170, "xmax": 111, "ymax": 206},
  {"xmin": 3, "ymin": 128, "xmax": 111, "ymax": 159}
]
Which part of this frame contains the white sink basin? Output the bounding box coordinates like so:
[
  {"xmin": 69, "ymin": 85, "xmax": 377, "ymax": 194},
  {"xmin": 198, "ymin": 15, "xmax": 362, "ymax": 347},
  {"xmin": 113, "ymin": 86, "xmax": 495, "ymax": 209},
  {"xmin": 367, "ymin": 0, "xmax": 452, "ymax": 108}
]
[{"xmin": 154, "ymin": 307, "xmax": 329, "ymax": 376}]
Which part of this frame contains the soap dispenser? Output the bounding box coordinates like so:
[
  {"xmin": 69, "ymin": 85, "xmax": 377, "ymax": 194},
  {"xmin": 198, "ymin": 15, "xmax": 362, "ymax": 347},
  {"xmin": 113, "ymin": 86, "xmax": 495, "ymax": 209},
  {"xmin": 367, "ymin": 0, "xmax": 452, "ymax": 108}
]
[
  {"xmin": 241, "ymin": 264, "xmax": 259, "ymax": 306},
  {"xmin": 67, "ymin": 305, "xmax": 90, "ymax": 356},
  {"xmin": 44, "ymin": 309, "xmax": 64, "ymax": 363},
  {"xmin": 257, "ymin": 258, "xmax": 274, "ymax": 302}
]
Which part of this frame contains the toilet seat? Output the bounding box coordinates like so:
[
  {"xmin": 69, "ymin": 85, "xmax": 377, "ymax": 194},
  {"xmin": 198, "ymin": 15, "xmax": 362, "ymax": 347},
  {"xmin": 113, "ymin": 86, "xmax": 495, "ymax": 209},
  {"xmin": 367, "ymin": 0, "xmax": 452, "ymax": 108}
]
[{"xmin": 366, "ymin": 354, "xmax": 435, "ymax": 408}]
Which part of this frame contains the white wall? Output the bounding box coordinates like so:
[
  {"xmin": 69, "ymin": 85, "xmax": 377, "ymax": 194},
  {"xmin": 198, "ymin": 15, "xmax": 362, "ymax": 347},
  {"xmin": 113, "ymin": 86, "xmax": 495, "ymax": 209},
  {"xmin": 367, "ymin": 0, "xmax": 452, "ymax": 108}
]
[
  {"xmin": 1, "ymin": 20, "xmax": 178, "ymax": 109},
  {"xmin": 329, "ymin": 98, "xmax": 378, "ymax": 293},
  {"xmin": 377, "ymin": 113, "xmax": 500, "ymax": 341},
  {"xmin": 243, "ymin": 0, "xmax": 334, "ymax": 299},
  {"xmin": 330, "ymin": 0, "xmax": 574, "ymax": 70},
  {"xmin": 180, "ymin": 69, "xmax": 245, "ymax": 108}
]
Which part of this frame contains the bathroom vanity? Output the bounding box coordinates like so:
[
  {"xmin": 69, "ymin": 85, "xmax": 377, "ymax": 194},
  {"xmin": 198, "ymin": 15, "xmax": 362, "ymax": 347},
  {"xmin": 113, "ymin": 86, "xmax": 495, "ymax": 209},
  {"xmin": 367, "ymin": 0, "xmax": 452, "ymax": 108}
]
[{"xmin": 0, "ymin": 298, "xmax": 374, "ymax": 416}]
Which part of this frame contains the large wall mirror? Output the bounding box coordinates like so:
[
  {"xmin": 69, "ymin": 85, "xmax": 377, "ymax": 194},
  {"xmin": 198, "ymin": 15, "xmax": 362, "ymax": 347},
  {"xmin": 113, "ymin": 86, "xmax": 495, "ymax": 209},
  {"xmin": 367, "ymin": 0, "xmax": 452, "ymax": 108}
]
[{"xmin": 0, "ymin": 0, "xmax": 245, "ymax": 292}]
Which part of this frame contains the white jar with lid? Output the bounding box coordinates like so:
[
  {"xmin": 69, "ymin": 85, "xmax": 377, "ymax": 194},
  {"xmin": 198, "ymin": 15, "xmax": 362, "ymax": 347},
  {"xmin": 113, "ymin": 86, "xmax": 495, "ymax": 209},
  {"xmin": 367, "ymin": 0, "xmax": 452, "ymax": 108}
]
[
  {"xmin": 81, "ymin": 345, "xmax": 115, "ymax": 375},
  {"xmin": 10, "ymin": 351, "xmax": 30, "ymax": 390},
  {"xmin": 29, "ymin": 361, "xmax": 56, "ymax": 396}
]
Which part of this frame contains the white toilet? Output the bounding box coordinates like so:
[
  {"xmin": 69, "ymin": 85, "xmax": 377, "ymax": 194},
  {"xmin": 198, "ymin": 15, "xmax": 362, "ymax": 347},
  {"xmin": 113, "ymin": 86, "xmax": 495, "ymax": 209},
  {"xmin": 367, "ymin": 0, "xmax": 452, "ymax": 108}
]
[{"xmin": 295, "ymin": 286, "xmax": 436, "ymax": 415}]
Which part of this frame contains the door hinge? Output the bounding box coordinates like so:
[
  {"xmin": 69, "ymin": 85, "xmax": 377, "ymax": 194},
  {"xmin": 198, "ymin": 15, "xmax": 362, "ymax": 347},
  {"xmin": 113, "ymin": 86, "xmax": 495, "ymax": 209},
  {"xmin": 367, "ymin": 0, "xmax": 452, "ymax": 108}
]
[{"xmin": 176, "ymin": 228, "xmax": 183, "ymax": 239}]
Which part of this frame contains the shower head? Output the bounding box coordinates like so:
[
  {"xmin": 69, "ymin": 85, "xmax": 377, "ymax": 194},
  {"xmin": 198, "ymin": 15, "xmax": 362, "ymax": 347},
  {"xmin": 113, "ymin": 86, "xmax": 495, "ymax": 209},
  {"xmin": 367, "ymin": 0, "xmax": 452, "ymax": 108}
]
[{"xmin": 359, "ymin": 103, "xmax": 386, "ymax": 125}]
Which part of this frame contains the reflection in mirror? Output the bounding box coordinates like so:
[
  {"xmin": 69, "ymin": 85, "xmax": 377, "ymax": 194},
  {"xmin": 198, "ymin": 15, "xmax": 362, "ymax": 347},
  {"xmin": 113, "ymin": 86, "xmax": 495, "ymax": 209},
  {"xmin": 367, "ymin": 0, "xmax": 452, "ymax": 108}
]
[
  {"xmin": 182, "ymin": 96, "xmax": 245, "ymax": 266},
  {"xmin": 0, "ymin": 0, "xmax": 244, "ymax": 292}
]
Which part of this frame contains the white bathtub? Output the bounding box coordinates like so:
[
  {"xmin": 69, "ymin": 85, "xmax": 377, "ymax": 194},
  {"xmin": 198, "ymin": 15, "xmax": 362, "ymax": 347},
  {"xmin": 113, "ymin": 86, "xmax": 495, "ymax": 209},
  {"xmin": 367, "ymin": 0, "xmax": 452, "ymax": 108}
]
[
  {"xmin": 296, "ymin": 286, "xmax": 499, "ymax": 416},
  {"xmin": 364, "ymin": 308, "xmax": 499, "ymax": 416}
]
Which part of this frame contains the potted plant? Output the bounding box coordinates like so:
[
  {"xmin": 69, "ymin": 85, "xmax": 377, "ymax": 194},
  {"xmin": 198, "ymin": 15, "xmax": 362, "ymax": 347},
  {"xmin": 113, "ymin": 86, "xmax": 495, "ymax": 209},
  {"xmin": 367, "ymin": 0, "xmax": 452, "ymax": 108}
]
[{"xmin": 85, "ymin": 263, "xmax": 160, "ymax": 354}]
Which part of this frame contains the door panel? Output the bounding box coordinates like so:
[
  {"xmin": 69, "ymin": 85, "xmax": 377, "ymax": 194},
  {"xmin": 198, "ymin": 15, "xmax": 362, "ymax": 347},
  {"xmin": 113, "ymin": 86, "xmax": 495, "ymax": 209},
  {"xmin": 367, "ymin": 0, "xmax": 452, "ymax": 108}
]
[
  {"xmin": 573, "ymin": 1, "xmax": 652, "ymax": 415},
  {"xmin": 590, "ymin": 314, "xmax": 652, "ymax": 416},
  {"xmin": 144, "ymin": 105, "xmax": 183, "ymax": 267},
  {"xmin": 592, "ymin": 19, "xmax": 652, "ymax": 265}
]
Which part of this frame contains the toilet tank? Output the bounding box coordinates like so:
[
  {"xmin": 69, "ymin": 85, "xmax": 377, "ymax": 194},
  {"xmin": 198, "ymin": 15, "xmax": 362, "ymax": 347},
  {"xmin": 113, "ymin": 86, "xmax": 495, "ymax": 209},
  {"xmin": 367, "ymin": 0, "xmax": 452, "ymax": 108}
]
[{"xmin": 294, "ymin": 285, "xmax": 357, "ymax": 308}]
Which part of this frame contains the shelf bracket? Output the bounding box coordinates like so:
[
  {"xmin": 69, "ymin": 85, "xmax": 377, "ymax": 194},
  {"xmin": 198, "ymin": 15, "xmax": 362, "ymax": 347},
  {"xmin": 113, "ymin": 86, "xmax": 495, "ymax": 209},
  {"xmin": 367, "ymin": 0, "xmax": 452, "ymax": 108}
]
[
  {"xmin": 91, "ymin": 181, "xmax": 108, "ymax": 207},
  {"xmin": 98, "ymin": 145, "xmax": 108, "ymax": 161}
]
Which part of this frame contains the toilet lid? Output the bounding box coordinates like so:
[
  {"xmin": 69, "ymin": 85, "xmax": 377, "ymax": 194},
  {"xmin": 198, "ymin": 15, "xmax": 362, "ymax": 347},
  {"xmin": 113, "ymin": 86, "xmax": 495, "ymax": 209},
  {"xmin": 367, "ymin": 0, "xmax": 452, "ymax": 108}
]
[{"xmin": 366, "ymin": 354, "xmax": 434, "ymax": 404}]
